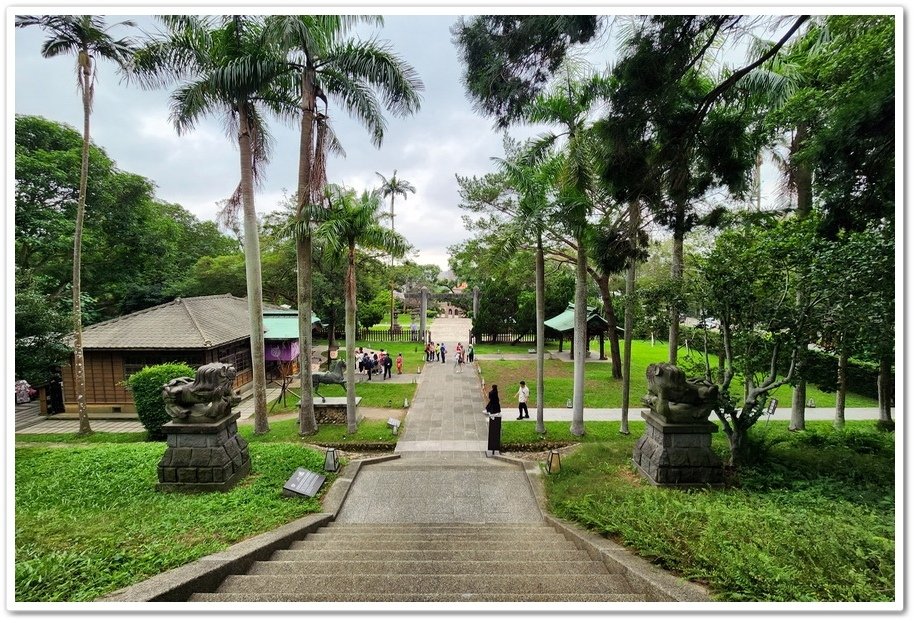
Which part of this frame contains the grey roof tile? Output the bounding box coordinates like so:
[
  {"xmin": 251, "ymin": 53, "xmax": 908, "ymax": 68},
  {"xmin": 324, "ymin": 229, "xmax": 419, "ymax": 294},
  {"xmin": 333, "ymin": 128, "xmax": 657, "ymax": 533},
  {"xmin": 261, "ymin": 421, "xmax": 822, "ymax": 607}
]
[{"xmin": 75, "ymin": 295, "xmax": 278, "ymax": 350}]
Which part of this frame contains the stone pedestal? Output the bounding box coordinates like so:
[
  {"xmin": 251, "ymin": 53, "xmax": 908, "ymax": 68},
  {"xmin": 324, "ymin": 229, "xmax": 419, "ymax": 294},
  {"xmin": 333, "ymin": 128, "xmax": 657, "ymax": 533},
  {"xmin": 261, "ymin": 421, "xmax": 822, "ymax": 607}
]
[
  {"xmin": 301, "ymin": 396, "xmax": 362, "ymax": 425},
  {"xmin": 157, "ymin": 412, "xmax": 250, "ymax": 493},
  {"xmin": 632, "ymin": 410, "xmax": 724, "ymax": 487}
]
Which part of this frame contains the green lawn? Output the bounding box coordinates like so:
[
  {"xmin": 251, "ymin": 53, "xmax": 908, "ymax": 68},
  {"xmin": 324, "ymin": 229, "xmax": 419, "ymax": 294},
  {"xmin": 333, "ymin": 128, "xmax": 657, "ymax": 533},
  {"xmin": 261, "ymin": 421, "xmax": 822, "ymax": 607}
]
[
  {"xmin": 541, "ymin": 420, "xmax": 895, "ymax": 601},
  {"xmin": 370, "ymin": 312, "xmax": 417, "ymax": 329},
  {"xmin": 271, "ymin": 378, "xmax": 418, "ymax": 410},
  {"xmin": 478, "ymin": 340, "xmax": 878, "ymax": 409},
  {"xmin": 14, "ymin": 441, "xmax": 328, "ymax": 602}
]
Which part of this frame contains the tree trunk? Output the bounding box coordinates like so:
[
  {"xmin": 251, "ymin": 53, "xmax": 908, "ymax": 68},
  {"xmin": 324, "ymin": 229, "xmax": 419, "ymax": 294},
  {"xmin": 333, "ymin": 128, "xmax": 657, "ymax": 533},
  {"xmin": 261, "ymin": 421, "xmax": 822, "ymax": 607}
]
[
  {"xmin": 238, "ymin": 103, "xmax": 269, "ymax": 434},
  {"xmin": 834, "ymin": 345, "xmax": 847, "ymax": 429},
  {"xmin": 74, "ymin": 61, "xmax": 92, "ymax": 435},
  {"xmin": 571, "ymin": 240, "xmax": 587, "ymax": 436},
  {"xmin": 668, "ymin": 207, "xmax": 684, "ymax": 364},
  {"xmin": 345, "ymin": 244, "xmax": 358, "ymax": 433},
  {"xmin": 390, "ymin": 194, "xmax": 397, "ymax": 331},
  {"xmin": 790, "ymin": 122, "xmax": 813, "ymax": 431},
  {"xmin": 535, "ymin": 232, "xmax": 546, "ymax": 434},
  {"xmin": 297, "ymin": 66, "xmax": 317, "ymax": 435},
  {"xmin": 877, "ymin": 354, "xmax": 893, "ymax": 424},
  {"xmin": 620, "ymin": 200, "xmax": 639, "ymax": 435},
  {"xmin": 595, "ymin": 274, "xmax": 622, "ymax": 379}
]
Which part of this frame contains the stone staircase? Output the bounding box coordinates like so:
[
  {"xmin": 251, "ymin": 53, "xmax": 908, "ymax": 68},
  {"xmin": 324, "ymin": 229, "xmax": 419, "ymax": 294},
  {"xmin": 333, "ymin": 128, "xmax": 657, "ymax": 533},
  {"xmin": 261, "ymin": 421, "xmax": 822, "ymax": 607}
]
[{"xmin": 188, "ymin": 522, "xmax": 649, "ymax": 602}]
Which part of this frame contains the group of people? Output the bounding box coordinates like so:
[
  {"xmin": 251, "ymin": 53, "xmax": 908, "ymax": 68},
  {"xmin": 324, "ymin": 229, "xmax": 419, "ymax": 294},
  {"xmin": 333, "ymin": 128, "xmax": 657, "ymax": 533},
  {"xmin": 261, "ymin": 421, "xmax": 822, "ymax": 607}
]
[
  {"xmin": 483, "ymin": 380, "xmax": 530, "ymax": 420},
  {"xmin": 356, "ymin": 347, "xmax": 403, "ymax": 381},
  {"xmin": 424, "ymin": 341, "xmax": 474, "ymax": 365}
]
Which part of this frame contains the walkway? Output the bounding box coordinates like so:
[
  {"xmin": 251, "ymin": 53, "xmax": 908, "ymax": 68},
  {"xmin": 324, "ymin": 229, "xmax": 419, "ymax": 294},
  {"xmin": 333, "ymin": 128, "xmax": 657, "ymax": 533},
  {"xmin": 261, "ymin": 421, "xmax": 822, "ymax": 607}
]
[{"xmin": 335, "ymin": 317, "xmax": 544, "ymax": 524}]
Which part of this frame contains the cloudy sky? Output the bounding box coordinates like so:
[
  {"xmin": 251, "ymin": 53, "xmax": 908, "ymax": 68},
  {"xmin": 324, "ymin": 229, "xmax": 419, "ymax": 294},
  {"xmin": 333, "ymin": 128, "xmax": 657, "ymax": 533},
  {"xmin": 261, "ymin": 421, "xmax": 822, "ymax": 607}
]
[
  {"xmin": 12, "ymin": 9, "xmax": 597, "ymax": 270},
  {"xmin": 11, "ymin": 3, "xmax": 893, "ymax": 272}
]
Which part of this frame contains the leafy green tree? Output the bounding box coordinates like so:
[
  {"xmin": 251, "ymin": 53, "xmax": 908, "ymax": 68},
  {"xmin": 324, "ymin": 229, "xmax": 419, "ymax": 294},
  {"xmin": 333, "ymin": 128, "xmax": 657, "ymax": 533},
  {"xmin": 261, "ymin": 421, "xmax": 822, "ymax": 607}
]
[
  {"xmin": 698, "ymin": 214, "xmax": 821, "ymax": 465},
  {"xmin": 15, "ymin": 268, "xmax": 72, "ymax": 387},
  {"xmin": 358, "ymin": 290, "xmax": 389, "ymax": 330},
  {"xmin": 266, "ymin": 15, "xmax": 423, "ymax": 435},
  {"xmin": 809, "ymin": 225, "xmax": 894, "ymax": 428},
  {"xmin": 133, "ymin": 15, "xmax": 293, "ymax": 434},
  {"xmin": 314, "ymin": 185, "xmax": 409, "ymax": 433},
  {"xmin": 376, "ymin": 170, "xmax": 416, "ymax": 330},
  {"xmin": 452, "ymin": 15, "xmax": 599, "ymax": 127},
  {"xmin": 16, "ymin": 15, "xmax": 137, "ymax": 434}
]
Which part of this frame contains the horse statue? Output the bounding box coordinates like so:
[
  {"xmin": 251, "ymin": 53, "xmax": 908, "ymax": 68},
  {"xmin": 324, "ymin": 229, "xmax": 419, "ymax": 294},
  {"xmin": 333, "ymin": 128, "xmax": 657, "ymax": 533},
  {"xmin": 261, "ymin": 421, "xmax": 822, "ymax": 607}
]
[
  {"xmin": 162, "ymin": 363, "xmax": 241, "ymax": 422},
  {"xmin": 311, "ymin": 359, "xmax": 348, "ymax": 402}
]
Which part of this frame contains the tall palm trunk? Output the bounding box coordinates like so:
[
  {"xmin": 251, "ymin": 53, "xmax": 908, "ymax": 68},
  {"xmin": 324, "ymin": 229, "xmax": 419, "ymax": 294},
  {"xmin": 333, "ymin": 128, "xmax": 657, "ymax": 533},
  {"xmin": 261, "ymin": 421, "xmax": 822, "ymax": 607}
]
[
  {"xmin": 238, "ymin": 103, "xmax": 268, "ymax": 433},
  {"xmin": 73, "ymin": 56, "xmax": 92, "ymax": 434},
  {"xmin": 389, "ymin": 194, "xmax": 397, "ymax": 331},
  {"xmin": 345, "ymin": 244, "xmax": 358, "ymax": 433},
  {"xmin": 790, "ymin": 123, "xmax": 813, "ymax": 431},
  {"xmin": 534, "ymin": 231, "xmax": 546, "ymax": 434},
  {"xmin": 297, "ymin": 65, "xmax": 318, "ymax": 435},
  {"xmin": 570, "ymin": 239, "xmax": 587, "ymax": 436},
  {"xmin": 668, "ymin": 204, "xmax": 685, "ymax": 365},
  {"xmin": 595, "ymin": 275, "xmax": 622, "ymax": 378},
  {"xmin": 620, "ymin": 200, "xmax": 640, "ymax": 435}
]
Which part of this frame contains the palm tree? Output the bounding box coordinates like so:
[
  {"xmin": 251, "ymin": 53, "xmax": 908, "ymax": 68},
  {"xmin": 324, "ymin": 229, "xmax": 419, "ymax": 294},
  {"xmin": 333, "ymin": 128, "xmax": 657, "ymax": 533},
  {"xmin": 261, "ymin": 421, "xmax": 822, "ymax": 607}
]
[
  {"xmin": 520, "ymin": 70, "xmax": 613, "ymax": 436},
  {"xmin": 265, "ymin": 16, "xmax": 423, "ymax": 435},
  {"xmin": 493, "ymin": 147, "xmax": 562, "ymax": 435},
  {"xmin": 376, "ymin": 170, "xmax": 416, "ymax": 330},
  {"xmin": 741, "ymin": 21, "xmax": 827, "ymax": 431},
  {"xmin": 133, "ymin": 15, "xmax": 295, "ymax": 434},
  {"xmin": 314, "ymin": 185, "xmax": 409, "ymax": 433},
  {"xmin": 16, "ymin": 15, "xmax": 136, "ymax": 435}
]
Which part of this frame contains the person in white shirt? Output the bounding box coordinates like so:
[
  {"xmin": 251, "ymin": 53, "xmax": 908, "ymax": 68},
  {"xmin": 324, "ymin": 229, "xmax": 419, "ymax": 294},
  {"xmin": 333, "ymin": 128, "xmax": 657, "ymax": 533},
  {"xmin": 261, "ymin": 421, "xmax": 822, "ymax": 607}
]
[{"xmin": 515, "ymin": 380, "xmax": 530, "ymax": 420}]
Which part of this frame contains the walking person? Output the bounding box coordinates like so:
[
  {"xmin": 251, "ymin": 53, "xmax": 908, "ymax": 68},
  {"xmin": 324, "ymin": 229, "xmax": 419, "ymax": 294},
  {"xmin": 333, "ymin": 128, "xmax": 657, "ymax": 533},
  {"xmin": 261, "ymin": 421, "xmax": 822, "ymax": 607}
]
[
  {"xmin": 515, "ymin": 380, "xmax": 530, "ymax": 420},
  {"xmin": 440, "ymin": 342, "xmax": 447, "ymax": 363},
  {"xmin": 454, "ymin": 351, "xmax": 464, "ymax": 373},
  {"xmin": 383, "ymin": 351, "xmax": 393, "ymax": 379},
  {"xmin": 434, "ymin": 343, "xmax": 440, "ymax": 362},
  {"xmin": 396, "ymin": 353, "xmax": 403, "ymax": 375},
  {"xmin": 467, "ymin": 344, "xmax": 474, "ymax": 363}
]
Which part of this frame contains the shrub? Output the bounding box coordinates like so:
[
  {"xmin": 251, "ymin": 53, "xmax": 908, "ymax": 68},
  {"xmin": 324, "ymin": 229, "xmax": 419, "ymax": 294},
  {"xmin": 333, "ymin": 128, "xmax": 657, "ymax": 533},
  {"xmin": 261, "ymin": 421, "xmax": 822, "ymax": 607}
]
[{"xmin": 125, "ymin": 362, "xmax": 195, "ymax": 440}]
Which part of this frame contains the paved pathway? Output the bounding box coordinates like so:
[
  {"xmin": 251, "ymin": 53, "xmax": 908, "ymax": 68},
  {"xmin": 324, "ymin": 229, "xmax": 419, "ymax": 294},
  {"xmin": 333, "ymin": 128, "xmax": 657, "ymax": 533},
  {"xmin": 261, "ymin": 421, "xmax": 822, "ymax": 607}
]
[{"xmin": 335, "ymin": 318, "xmax": 544, "ymax": 524}]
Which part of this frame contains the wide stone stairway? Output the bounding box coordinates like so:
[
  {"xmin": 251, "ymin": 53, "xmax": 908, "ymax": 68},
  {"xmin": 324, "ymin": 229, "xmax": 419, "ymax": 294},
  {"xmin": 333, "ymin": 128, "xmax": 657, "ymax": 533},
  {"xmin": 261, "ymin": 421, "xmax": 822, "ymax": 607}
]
[
  {"xmin": 186, "ymin": 319, "xmax": 654, "ymax": 603},
  {"xmin": 188, "ymin": 523, "xmax": 645, "ymax": 602}
]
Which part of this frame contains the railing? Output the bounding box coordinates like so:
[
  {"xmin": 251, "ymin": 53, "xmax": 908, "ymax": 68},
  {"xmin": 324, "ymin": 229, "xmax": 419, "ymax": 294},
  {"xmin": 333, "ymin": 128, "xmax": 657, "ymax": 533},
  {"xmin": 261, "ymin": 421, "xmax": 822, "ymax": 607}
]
[
  {"xmin": 473, "ymin": 331, "xmax": 537, "ymax": 345},
  {"xmin": 314, "ymin": 327, "xmax": 425, "ymax": 344}
]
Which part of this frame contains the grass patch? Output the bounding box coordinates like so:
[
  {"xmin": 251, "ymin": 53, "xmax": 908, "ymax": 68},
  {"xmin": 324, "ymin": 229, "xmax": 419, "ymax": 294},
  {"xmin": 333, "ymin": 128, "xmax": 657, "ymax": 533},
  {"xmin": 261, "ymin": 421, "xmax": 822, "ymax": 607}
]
[
  {"xmin": 478, "ymin": 340, "xmax": 877, "ymax": 408},
  {"xmin": 15, "ymin": 441, "xmax": 330, "ymax": 602},
  {"xmin": 239, "ymin": 417, "xmax": 398, "ymax": 445},
  {"xmin": 270, "ymin": 380, "xmax": 417, "ymax": 411},
  {"xmin": 15, "ymin": 431, "xmax": 149, "ymax": 444},
  {"xmin": 543, "ymin": 421, "xmax": 895, "ymax": 602}
]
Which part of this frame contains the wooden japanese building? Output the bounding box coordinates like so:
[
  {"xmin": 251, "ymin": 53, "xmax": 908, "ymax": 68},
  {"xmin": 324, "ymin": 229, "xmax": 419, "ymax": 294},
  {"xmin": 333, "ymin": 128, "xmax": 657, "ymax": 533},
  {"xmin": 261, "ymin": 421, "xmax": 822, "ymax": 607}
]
[{"xmin": 61, "ymin": 295, "xmax": 274, "ymax": 415}]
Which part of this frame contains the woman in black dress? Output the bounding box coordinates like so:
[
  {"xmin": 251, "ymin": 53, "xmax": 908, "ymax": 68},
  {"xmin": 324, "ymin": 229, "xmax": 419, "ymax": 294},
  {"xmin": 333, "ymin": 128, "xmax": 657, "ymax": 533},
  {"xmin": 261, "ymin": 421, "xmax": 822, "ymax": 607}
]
[{"xmin": 485, "ymin": 384, "xmax": 501, "ymax": 415}]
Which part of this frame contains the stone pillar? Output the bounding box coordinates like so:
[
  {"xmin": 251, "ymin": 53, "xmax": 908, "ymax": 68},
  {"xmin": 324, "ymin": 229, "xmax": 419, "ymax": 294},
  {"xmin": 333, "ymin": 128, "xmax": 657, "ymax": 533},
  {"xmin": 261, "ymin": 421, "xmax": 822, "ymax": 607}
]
[
  {"xmin": 157, "ymin": 412, "xmax": 251, "ymax": 493},
  {"xmin": 632, "ymin": 410, "xmax": 724, "ymax": 487},
  {"xmin": 419, "ymin": 286, "xmax": 428, "ymax": 342}
]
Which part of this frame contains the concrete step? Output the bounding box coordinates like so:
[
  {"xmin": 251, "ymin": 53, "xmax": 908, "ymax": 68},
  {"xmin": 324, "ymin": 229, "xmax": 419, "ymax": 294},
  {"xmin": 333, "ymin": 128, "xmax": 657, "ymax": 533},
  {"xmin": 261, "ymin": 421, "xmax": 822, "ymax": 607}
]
[
  {"xmin": 319, "ymin": 523, "xmax": 554, "ymax": 532},
  {"xmin": 247, "ymin": 560, "xmax": 607, "ymax": 576},
  {"xmin": 271, "ymin": 549, "xmax": 593, "ymax": 563},
  {"xmin": 214, "ymin": 573, "xmax": 636, "ymax": 595},
  {"xmin": 287, "ymin": 539, "xmax": 580, "ymax": 551},
  {"xmin": 303, "ymin": 530, "xmax": 562, "ymax": 543},
  {"xmin": 189, "ymin": 592, "xmax": 649, "ymax": 602}
]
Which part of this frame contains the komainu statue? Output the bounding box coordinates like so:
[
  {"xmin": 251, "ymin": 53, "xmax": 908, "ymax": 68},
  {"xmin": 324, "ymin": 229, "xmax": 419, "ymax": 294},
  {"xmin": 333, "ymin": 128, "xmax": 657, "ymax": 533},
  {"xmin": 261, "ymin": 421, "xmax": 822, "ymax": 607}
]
[
  {"xmin": 162, "ymin": 363, "xmax": 241, "ymax": 421},
  {"xmin": 642, "ymin": 363, "xmax": 719, "ymax": 423}
]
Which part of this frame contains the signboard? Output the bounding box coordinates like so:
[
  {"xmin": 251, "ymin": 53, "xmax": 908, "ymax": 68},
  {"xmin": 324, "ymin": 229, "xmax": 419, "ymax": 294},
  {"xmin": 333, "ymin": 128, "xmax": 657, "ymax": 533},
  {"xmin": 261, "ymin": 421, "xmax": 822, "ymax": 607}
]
[{"xmin": 282, "ymin": 467, "xmax": 326, "ymax": 497}]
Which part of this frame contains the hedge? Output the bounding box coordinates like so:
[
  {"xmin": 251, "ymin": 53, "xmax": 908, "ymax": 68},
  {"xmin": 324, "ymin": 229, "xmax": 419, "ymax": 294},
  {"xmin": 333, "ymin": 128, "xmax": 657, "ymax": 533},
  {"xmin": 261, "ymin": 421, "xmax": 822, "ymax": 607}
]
[{"xmin": 124, "ymin": 362, "xmax": 195, "ymax": 440}]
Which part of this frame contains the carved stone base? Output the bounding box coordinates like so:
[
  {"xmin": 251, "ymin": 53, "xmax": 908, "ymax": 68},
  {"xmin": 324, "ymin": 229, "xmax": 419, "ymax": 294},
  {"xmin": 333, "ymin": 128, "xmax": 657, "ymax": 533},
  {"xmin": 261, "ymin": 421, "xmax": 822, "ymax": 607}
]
[
  {"xmin": 299, "ymin": 397, "xmax": 362, "ymax": 425},
  {"xmin": 157, "ymin": 412, "xmax": 250, "ymax": 493},
  {"xmin": 632, "ymin": 410, "xmax": 724, "ymax": 487}
]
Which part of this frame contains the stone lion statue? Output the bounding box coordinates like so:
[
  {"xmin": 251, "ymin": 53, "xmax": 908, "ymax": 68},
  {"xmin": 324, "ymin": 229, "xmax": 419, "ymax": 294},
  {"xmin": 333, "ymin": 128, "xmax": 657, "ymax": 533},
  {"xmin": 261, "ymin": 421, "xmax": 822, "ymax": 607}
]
[
  {"xmin": 642, "ymin": 363, "xmax": 719, "ymax": 423},
  {"xmin": 162, "ymin": 363, "xmax": 241, "ymax": 421}
]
